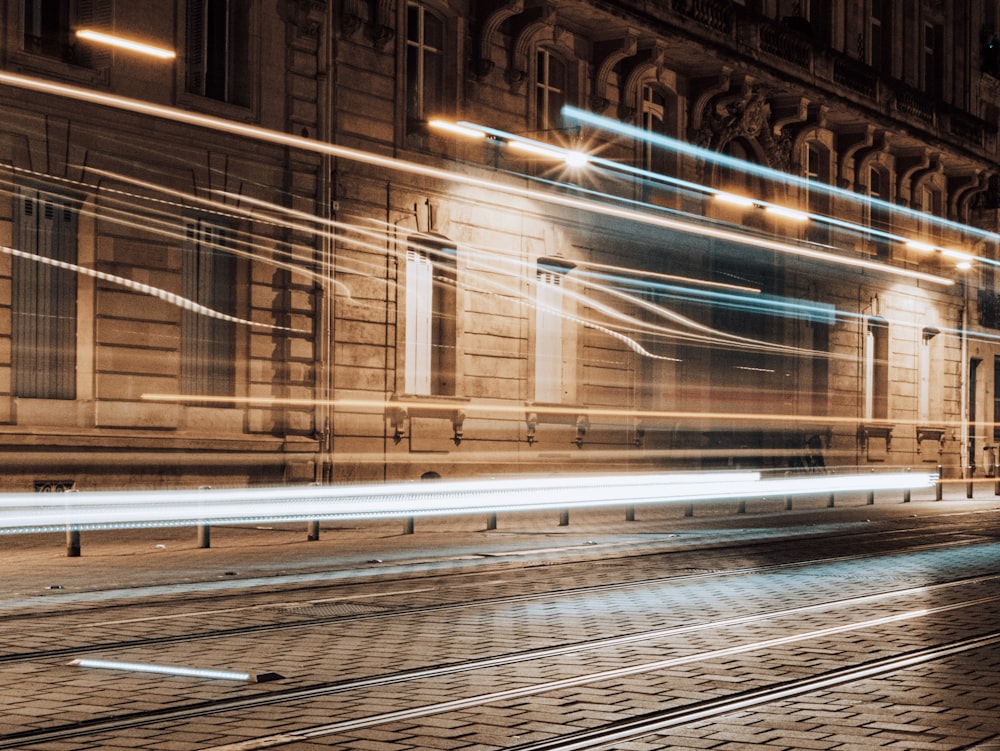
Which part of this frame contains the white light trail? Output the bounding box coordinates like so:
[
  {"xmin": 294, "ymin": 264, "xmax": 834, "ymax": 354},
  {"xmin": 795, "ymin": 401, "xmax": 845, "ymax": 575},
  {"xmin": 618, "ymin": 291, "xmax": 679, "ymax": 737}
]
[
  {"xmin": 0, "ymin": 245, "xmax": 307, "ymax": 334},
  {"xmin": 563, "ymin": 104, "xmax": 994, "ymax": 251},
  {"xmin": 0, "ymin": 471, "xmax": 935, "ymax": 534},
  {"xmin": 70, "ymin": 659, "xmax": 254, "ymax": 682},
  {"xmin": 0, "ymin": 71, "xmax": 954, "ymax": 287}
]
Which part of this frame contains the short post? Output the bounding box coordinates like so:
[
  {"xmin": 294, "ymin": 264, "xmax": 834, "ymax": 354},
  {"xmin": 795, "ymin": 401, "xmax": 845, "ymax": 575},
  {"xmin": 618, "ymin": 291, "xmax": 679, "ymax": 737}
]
[
  {"xmin": 737, "ymin": 499, "xmax": 746, "ymax": 514},
  {"xmin": 785, "ymin": 496, "xmax": 793, "ymax": 510},
  {"xmin": 66, "ymin": 528, "xmax": 81, "ymax": 557},
  {"xmin": 967, "ymin": 466, "xmax": 974, "ymax": 499},
  {"xmin": 625, "ymin": 505, "xmax": 635, "ymax": 522},
  {"xmin": 903, "ymin": 467, "xmax": 911, "ymax": 503},
  {"xmin": 866, "ymin": 490, "xmax": 875, "ymax": 505},
  {"xmin": 486, "ymin": 513, "xmax": 497, "ymax": 530},
  {"xmin": 559, "ymin": 510, "xmax": 569, "ymax": 526},
  {"xmin": 936, "ymin": 465, "xmax": 943, "ymax": 501},
  {"xmin": 404, "ymin": 517, "xmax": 414, "ymax": 534},
  {"xmin": 684, "ymin": 503, "xmax": 693, "ymax": 517},
  {"xmin": 197, "ymin": 524, "xmax": 211, "ymax": 548},
  {"xmin": 827, "ymin": 493, "xmax": 835, "ymax": 508},
  {"xmin": 307, "ymin": 521, "xmax": 320, "ymax": 541}
]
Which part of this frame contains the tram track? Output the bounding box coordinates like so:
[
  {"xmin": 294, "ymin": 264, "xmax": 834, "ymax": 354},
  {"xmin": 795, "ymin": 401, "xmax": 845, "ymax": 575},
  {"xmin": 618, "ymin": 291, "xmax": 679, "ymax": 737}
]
[
  {"xmin": 0, "ymin": 531, "xmax": 996, "ymax": 667},
  {"xmin": 3, "ymin": 573, "xmax": 1000, "ymax": 748}
]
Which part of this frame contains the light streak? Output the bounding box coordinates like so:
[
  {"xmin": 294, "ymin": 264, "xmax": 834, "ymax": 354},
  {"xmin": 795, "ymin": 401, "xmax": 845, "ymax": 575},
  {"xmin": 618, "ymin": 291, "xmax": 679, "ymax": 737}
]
[
  {"xmin": 427, "ymin": 118, "xmax": 487, "ymax": 139},
  {"xmin": 0, "ymin": 245, "xmax": 307, "ymax": 333},
  {"xmin": 0, "ymin": 471, "xmax": 935, "ymax": 534},
  {"xmin": 75, "ymin": 29, "xmax": 176, "ymax": 60},
  {"xmin": 0, "ymin": 71, "xmax": 957, "ymax": 286},
  {"xmin": 563, "ymin": 104, "xmax": 996, "ymax": 250},
  {"xmin": 70, "ymin": 659, "xmax": 255, "ymax": 682}
]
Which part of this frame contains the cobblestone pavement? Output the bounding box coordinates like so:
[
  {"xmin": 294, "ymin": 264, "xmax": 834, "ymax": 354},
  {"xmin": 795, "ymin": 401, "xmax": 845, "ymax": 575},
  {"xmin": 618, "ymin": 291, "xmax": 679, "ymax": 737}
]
[{"xmin": 2, "ymin": 485, "xmax": 1000, "ymax": 750}]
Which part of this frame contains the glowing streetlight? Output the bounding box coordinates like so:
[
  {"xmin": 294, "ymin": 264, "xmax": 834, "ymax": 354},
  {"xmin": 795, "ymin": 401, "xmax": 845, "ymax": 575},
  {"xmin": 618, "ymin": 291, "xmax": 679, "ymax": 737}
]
[{"xmin": 75, "ymin": 29, "xmax": 176, "ymax": 60}]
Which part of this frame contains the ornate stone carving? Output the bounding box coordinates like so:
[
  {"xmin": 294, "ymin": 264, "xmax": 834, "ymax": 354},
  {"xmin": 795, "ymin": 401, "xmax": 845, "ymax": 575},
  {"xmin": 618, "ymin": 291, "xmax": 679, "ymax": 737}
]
[{"xmin": 280, "ymin": 0, "xmax": 327, "ymax": 39}]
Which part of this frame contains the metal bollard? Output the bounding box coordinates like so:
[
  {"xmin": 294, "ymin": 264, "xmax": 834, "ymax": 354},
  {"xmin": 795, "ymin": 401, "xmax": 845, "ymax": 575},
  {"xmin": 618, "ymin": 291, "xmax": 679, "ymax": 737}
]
[
  {"xmin": 486, "ymin": 513, "xmax": 497, "ymax": 530},
  {"xmin": 66, "ymin": 528, "xmax": 81, "ymax": 557},
  {"xmin": 936, "ymin": 465, "xmax": 943, "ymax": 501},
  {"xmin": 404, "ymin": 517, "xmax": 414, "ymax": 534},
  {"xmin": 866, "ymin": 490, "xmax": 874, "ymax": 505},
  {"xmin": 307, "ymin": 521, "xmax": 320, "ymax": 541},
  {"xmin": 827, "ymin": 493, "xmax": 835, "ymax": 508},
  {"xmin": 625, "ymin": 505, "xmax": 635, "ymax": 522},
  {"xmin": 559, "ymin": 510, "xmax": 569, "ymax": 526},
  {"xmin": 737, "ymin": 499, "xmax": 746, "ymax": 514},
  {"xmin": 197, "ymin": 524, "xmax": 211, "ymax": 548},
  {"xmin": 684, "ymin": 503, "xmax": 693, "ymax": 517}
]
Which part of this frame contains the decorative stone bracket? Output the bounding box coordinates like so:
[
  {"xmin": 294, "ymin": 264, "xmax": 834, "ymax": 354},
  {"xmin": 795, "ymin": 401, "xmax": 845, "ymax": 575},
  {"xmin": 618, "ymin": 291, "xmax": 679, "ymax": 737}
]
[
  {"xmin": 858, "ymin": 422, "xmax": 894, "ymax": 452},
  {"xmin": 386, "ymin": 395, "xmax": 469, "ymax": 446},
  {"xmin": 916, "ymin": 426, "xmax": 947, "ymax": 452},
  {"xmin": 525, "ymin": 403, "xmax": 590, "ymax": 448}
]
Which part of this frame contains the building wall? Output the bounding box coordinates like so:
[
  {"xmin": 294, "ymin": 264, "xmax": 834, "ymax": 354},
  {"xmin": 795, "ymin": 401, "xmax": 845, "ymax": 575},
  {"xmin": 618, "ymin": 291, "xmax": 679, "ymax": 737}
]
[{"xmin": 0, "ymin": 0, "xmax": 997, "ymax": 491}]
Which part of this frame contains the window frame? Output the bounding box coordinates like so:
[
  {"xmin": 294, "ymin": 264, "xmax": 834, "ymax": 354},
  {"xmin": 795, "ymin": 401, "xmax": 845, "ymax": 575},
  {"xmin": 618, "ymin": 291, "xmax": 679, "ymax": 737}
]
[
  {"xmin": 12, "ymin": 186, "xmax": 80, "ymax": 400},
  {"xmin": 404, "ymin": 235, "xmax": 458, "ymax": 397},
  {"xmin": 184, "ymin": 0, "xmax": 253, "ymax": 109},
  {"xmin": 180, "ymin": 217, "xmax": 239, "ymax": 399}
]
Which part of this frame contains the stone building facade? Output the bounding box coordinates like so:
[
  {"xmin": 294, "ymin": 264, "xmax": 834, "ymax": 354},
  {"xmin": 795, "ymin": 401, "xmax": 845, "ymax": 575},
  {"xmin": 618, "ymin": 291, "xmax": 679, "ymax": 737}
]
[{"xmin": 0, "ymin": 0, "xmax": 999, "ymax": 490}]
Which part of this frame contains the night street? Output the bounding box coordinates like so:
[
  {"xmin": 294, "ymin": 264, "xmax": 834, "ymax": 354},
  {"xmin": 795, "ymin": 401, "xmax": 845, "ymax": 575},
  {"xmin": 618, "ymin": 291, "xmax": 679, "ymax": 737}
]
[{"xmin": 3, "ymin": 491, "xmax": 1000, "ymax": 750}]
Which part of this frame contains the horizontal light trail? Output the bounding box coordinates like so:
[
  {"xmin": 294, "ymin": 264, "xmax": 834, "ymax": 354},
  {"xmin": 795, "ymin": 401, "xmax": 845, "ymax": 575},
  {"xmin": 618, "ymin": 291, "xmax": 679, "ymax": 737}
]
[
  {"xmin": 142, "ymin": 393, "xmax": 961, "ymax": 433},
  {"xmin": 0, "ymin": 71, "xmax": 953, "ymax": 287},
  {"xmin": 0, "ymin": 470, "xmax": 935, "ymax": 534}
]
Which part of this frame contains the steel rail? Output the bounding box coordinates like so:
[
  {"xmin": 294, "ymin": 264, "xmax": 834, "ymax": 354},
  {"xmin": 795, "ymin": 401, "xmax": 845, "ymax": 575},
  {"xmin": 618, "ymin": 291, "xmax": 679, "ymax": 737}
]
[
  {"xmin": 0, "ymin": 532, "xmax": 992, "ymax": 666},
  {"xmin": 4, "ymin": 588, "xmax": 1000, "ymax": 749}
]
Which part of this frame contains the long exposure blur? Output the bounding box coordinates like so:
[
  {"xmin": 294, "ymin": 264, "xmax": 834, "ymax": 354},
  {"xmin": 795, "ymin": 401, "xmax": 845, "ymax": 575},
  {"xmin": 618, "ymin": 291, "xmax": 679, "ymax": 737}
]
[{"xmin": 1, "ymin": 2, "xmax": 999, "ymax": 527}]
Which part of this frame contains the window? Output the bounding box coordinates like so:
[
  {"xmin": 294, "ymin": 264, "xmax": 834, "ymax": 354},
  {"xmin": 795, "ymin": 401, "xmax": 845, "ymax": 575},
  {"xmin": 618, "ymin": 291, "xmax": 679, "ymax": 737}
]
[
  {"xmin": 22, "ymin": 0, "xmax": 111, "ymax": 66},
  {"xmin": 534, "ymin": 265, "xmax": 565, "ymax": 403},
  {"xmin": 866, "ymin": 317, "xmax": 889, "ymax": 420},
  {"xmin": 534, "ymin": 49, "xmax": 566, "ymax": 132},
  {"xmin": 406, "ymin": 2, "xmax": 445, "ymax": 127},
  {"xmin": 12, "ymin": 188, "xmax": 78, "ymax": 399},
  {"xmin": 186, "ymin": 0, "xmax": 251, "ymax": 106},
  {"xmin": 805, "ymin": 142, "xmax": 831, "ymax": 245},
  {"xmin": 181, "ymin": 219, "xmax": 237, "ymax": 397},
  {"xmin": 404, "ymin": 237, "xmax": 456, "ymax": 395},
  {"xmin": 868, "ymin": 0, "xmax": 890, "ymax": 73},
  {"xmin": 922, "ymin": 22, "xmax": 943, "ymax": 98},
  {"xmin": 866, "ymin": 165, "xmax": 891, "ymax": 260}
]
